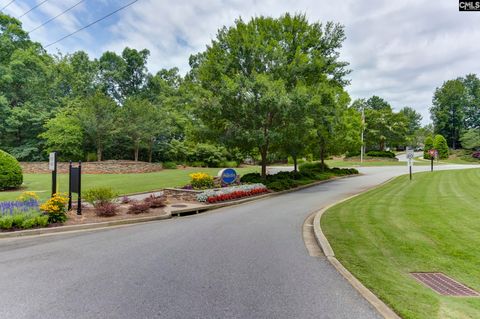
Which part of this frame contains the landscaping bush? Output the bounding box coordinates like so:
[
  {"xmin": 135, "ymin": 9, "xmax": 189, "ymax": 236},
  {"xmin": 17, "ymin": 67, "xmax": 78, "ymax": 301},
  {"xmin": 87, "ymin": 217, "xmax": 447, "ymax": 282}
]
[
  {"xmin": 190, "ymin": 161, "xmax": 206, "ymax": 167},
  {"xmin": 127, "ymin": 201, "xmax": 150, "ymax": 214},
  {"xmin": 189, "ymin": 172, "xmax": 214, "ymax": 189},
  {"xmin": 424, "ymin": 136, "xmax": 434, "ymax": 159},
  {"xmin": 86, "ymin": 152, "xmax": 98, "ymax": 162},
  {"xmin": 84, "ymin": 187, "xmax": 118, "ymax": 206},
  {"xmin": 240, "ymin": 173, "xmax": 263, "ymax": 184},
  {"xmin": 94, "ymin": 202, "xmax": 118, "ymax": 217},
  {"xmin": 144, "ymin": 194, "xmax": 167, "ymax": 208},
  {"xmin": 434, "ymin": 134, "xmax": 449, "ymax": 159},
  {"xmin": 299, "ymin": 161, "xmax": 330, "ymax": 172},
  {"xmin": 473, "ymin": 151, "xmax": 480, "ymax": 160},
  {"xmin": 345, "ymin": 150, "xmax": 361, "ymax": 158},
  {"xmin": 366, "ymin": 150, "xmax": 396, "ymax": 158},
  {"xmin": 218, "ymin": 161, "xmax": 238, "ymax": 168},
  {"xmin": 0, "ymin": 211, "xmax": 49, "ymax": 230},
  {"xmin": 287, "ymin": 157, "xmax": 306, "ymax": 165},
  {"xmin": 162, "ymin": 161, "xmax": 177, "ymax": 169},
  {"xmin": 0, "ymin": 149, "xmax": 23, "ymax": 190},
  {"xmin": 39, "ymin": 193, "xmax": 68, "ymax": 223}
]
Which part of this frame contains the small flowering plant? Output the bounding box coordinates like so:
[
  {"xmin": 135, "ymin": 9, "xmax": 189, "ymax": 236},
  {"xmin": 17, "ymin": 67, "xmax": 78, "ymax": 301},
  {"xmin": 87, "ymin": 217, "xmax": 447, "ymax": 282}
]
[
  {"xmin": 40, "ymin": 193, "xmax": 69, "ymax": 223},
  {"xmin": 16, "ymin": 191, "xmax": 39, "ymax": 202},
  {"xmin": 196, "ymin": 183, "xmax": 268, "ymax": 203},
  {"xmin": 189, "ymin": 172, "xmax": 214, "ymax": 189}
]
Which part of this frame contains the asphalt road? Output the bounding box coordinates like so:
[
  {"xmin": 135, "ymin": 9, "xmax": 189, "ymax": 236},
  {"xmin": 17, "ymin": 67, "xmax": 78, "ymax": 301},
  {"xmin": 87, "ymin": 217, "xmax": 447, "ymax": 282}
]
[{"xmin": 0, "ymin": 165, "xmax": 478, "ymax": 319}]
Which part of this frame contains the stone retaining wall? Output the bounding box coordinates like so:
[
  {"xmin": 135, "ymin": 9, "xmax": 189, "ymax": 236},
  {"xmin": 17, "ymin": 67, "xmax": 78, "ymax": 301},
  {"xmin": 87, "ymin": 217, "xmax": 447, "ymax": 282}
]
[{"xmin": 21, "ymin": 160, "xmax": 164, "ymax": 174}]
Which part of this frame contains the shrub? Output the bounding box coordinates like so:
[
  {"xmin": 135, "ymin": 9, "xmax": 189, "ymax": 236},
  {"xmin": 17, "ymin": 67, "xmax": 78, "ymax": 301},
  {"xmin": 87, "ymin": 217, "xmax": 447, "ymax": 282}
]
[
  {"xmin": 366, "ymin": 150, "xmax": 396, "ymax": 158},
  {"xmin": 84, "ymin": 187, "xmax": 117, "ymax": 206},
  {"xmin": 0, "ymin": 215, "xmax": 13, "ymax": 229},
  {"xmin": 299, "ymin": 161, "xmax": 330, "ymax": 172},
  {"xmin": 240, "ymin": 173, "xmax": 263, "ymax": 184},
  {"xmin": 472, "ymin": 151, "xmax": 480, "ymax": 159},
  {"xmin": 127, "ymin": 201, "xmax": 150, "ymax": 214},
  {"xmin": 121, "ymin": 196, "xmax": 131, "ymax": 204},
  {"xmin": 94, "ymin": 202, "xmax": 118, "ymax": 217},
  {"xmin": 219, "ymin": 161, "xmax": 238, "ymax": 168},
  {"xmin": 0, "ymin": 149, "xmax": 23, "ymax": 190},
  {"xmin": 144, "ymin": 194, "xmax": 167, "ymax": 208},
  {"xmin": 434, "ymin": 134, "xmax": 449, "ymax": 159},
  {"xmin": 162, "ymin": 161, "xmax": 177, "ymax": 169},
  {"xmin": 345, "ymin": 150, "xmax": 361, "ymax": 158},
  {"xmin": 39, "ymin": 193, "xmax": 68, "ymax": 223},
  {"xmin": 190, "ymin": 161, "xmax": 206, "ymax": 167},
  {"xmin": 424, "ymin": 136, "xmax": 434, "ymax": 159},
  {"xmin": 287, "ymin": 157, "xmax": 306, "ymax": 165},
  {"xmin": 86, "ymin": 152, "xmax": 98, "ymax": 162},
  {"xmin": 189, "ymin": 172, "xmax": 214, "ymax": 189}
]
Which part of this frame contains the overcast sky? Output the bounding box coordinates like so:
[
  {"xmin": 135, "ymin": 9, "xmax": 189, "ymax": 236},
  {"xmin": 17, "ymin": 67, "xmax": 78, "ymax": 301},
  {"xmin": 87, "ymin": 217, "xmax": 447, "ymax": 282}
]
[{"xmin": 3, "ymin": 0, "xmax": 478, "ymax": 124}]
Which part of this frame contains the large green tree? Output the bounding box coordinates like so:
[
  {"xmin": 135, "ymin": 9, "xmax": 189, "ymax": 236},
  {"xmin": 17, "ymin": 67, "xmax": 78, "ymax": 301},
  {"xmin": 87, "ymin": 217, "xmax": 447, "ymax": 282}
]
[
  {"xmin": 192, "ymin": 14, "xmax": 349, "ymax": 177},
  {"xmin": 430, "ymin": 79, "xmax": 466, "ymax": 149}
]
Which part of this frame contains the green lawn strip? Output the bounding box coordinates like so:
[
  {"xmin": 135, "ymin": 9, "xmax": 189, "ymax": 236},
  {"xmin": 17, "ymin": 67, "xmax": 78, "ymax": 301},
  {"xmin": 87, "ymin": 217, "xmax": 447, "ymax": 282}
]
[
  {"xmin": 0, "ymin": 167, "xmax": 260, "ymax": 202},
  {"xmin": 321, "ymin": 169, "xmax": 480, "ymax": 319}
]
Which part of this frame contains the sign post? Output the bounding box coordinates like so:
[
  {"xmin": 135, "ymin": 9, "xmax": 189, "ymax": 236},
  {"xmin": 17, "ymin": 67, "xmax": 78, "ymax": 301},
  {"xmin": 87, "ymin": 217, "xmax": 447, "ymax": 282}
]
[
  {"xmin": 406, "ymin": 149, "xmax": 414, "ymax": 180},
  {"xmin": 68, "ymin": 161, "xmax": 82, "ymax": 215},
  {"xmin": 429, "ymin": 149, "xmax": 436, "ymax": 172},
  {"xmin": 49, "ymin": 152, "xmax": 57, "ymax": 197}
]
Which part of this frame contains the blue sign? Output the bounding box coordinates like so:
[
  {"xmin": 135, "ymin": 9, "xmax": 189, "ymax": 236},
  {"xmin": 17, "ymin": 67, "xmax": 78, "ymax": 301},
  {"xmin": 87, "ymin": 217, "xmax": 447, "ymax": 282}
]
[{"xmin": 218, "ymin": 168, "xmax": 237, "ymax": 184}]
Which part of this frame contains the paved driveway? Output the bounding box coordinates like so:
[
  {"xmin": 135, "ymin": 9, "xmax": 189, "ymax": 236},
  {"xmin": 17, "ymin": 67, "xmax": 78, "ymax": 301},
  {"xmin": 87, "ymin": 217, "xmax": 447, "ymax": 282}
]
[{"xmin": 0, "ymin": 165, "xmax": 477, "ymax": 319}]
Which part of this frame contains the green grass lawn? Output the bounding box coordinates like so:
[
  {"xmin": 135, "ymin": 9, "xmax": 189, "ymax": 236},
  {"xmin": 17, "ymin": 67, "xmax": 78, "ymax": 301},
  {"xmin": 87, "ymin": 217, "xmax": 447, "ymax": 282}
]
[
  {"xmin": 0, "ymin": 167, "xmax": 260, "ymax": 202},
  {"xmin": 321, "ymin": 168, "xmax": 480, "ymax": 319}
]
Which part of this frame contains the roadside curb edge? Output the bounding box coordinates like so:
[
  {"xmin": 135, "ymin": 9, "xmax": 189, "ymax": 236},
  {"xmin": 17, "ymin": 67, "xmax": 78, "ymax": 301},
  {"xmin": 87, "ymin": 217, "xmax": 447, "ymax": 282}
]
[{"xmin": 312, "ymin": 177, "xmax": 402, "ymax": 319}]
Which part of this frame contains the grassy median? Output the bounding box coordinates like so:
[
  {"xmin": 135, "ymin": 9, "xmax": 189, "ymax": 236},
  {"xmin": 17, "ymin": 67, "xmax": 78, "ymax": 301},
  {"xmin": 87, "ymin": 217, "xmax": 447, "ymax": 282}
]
[{"xmin": 321, "ymin": 168, "xmax": 480, "ymax": 319}]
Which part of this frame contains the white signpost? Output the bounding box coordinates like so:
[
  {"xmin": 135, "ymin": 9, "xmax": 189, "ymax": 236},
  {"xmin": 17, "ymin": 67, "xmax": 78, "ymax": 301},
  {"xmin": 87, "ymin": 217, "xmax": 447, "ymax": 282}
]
[
  {"xmin": 49, "ymin": 152, "xmax": 57, "ymax": 197},
  {"xmin": 406, "ymin": 149, "xmax": 414, "ymax": 180}
]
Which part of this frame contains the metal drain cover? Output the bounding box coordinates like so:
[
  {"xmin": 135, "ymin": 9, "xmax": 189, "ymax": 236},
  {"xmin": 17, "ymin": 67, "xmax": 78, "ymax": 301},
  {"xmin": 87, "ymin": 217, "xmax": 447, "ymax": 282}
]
[
  {"xmin": 411, "ymin": 272, "xmax": 480, "ymax": 297},
  {"xmin": 171, "ymin": 204, "xmax": 188, "ymax": 208}
]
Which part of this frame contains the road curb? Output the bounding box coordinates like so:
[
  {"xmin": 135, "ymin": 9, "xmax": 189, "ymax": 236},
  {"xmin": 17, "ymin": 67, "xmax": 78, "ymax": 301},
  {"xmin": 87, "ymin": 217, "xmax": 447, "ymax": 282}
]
[
  {"xmin": 1, "ymin": 174, "xmax": 358, "ymax": 239},
  {"xmin": 0, "ymin": 212, "xmax": 172, "ymax": 239},
  {"xmin": 312, "ymin": 177, "xmax": 402, "ymax": 319}
]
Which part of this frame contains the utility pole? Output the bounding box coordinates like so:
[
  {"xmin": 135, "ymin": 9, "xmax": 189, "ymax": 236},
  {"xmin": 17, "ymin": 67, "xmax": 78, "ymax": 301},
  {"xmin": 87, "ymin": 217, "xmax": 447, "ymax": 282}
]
[{"xmin": 360, "ymin": 107, "xmax": 365, "ymax": 163}]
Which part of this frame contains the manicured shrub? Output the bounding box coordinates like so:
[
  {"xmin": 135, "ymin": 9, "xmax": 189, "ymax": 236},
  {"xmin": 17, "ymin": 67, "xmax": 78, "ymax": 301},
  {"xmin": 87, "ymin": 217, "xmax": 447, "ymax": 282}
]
[
  {"xmin": 0, "ymin": 149, "xmax": 23, "ymax": 190},
  {"xmin": 39, "ymin": 193, "xmax": 68, "ymax": 223},
  {"xmin": 240, "ymin": 173, "xmax": 263, "ymax": 184},
  {"xmin": 299, "ymin": 161, "xmax": 330, "ymax": 172},
  {"xmin": 190, "ymin": 161, "xmax": 206, "ymax": 167},
  {"xmin": 345, "ymin": 150, "xmax": 361, "ymax": 158},
  {"xmin": 424, "ymin": 136, "xmax": 434, "ymax": 159},
  {"xmin": 189, "ymin": 172, "xmax": 214, "ymax": 189},
  {"xmin": 84, "ymin": 187, "xmax": 117, "ymax": 206},
  {"xmin": 434, "ymin": 134, "xmax": 449, "ymax": 159},
  {"xmin": 94, "ymin": 202, "xmax": 118, "ymax": 217},
  {"xmin": 366, "ymin": 150, "xmax": 396, "ymax": 158},
  {"xmin": 144, "ymin": 194, "xmax": 167, "ymax": 208},
  {"xmin": 219, "ymin": 161, "xmax": 238, "ymax": 168},
  {"xmin": 127, "ymin": 201, "xmax": 150, "ymax": 214},
  {"xmin": 0, "ymin": 215, "xmax": 13, "ymax": 229},
  {"xmin": 162, "ymin": 161, "xmax": 177, "ymax": 169}
]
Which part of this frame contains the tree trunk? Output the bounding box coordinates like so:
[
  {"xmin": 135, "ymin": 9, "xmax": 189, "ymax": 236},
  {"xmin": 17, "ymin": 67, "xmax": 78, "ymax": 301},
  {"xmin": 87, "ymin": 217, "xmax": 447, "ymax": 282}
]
[
  {"xmin": 97, "ymin": 143, "xmax": 102, "ymax": 162},
  {"xmin": 260, "ymin": 150, "xmax": 267, "ymax": 179},
  {"xmin": 293, "ymin": 156, "xmax": 298, "ymax": 172},
  {"xmin": 134, "ymin": 141, "xmax": 140, "ymax": 162},
  {"xmin": 320, "ymin": 147, "xmax": 325, "ymax": 171},
  {"xmin": 148, "ymin": 139, "xmax": 153, "ymax": 163}
]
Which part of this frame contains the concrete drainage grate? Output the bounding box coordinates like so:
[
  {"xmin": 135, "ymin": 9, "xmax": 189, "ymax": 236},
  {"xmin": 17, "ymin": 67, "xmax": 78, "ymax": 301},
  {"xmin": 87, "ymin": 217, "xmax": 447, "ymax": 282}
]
[{"xmin": 411, "ymin": 272, "xmax": 480, "ymax": 297}]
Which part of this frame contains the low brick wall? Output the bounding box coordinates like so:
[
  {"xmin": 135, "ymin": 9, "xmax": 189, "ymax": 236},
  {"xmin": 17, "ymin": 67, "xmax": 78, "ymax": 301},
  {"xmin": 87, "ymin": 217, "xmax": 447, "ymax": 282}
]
[{"xmin": 21, "ymin": 160, "xmax": 164, "ymax": 174}]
